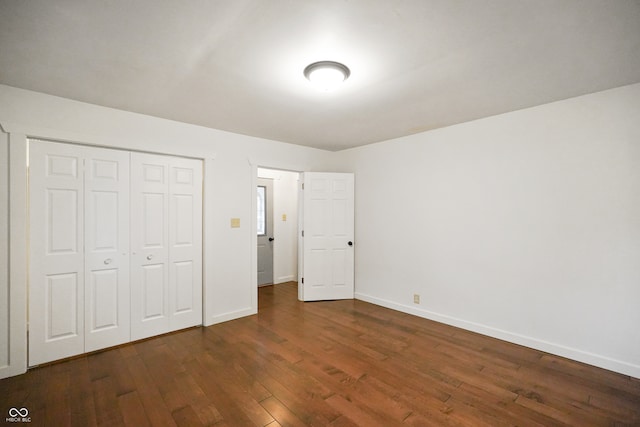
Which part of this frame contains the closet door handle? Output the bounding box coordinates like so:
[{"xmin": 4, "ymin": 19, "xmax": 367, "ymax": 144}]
[
  {"xmin": 103, "ymin": 258, "xmax": 113, "ymax": 265},
  {"xmin": 147, "ymin": 254, "xmax": 154, "ymax": 260}
]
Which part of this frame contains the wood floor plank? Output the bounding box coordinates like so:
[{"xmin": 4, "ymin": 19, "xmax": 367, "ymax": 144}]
[
  {"xmin": 325, "ymin": 393, "xmax": 391, "ymax": 426},
  {"xmin": 588, "ymin": 393, "xmax": 640, "ymax": 423},
  {"xmin": 232, "ymin": 349, "xmax": 339, "ymax": 424},
  {"xmin": 123, "ymin": 354, "xmax": 178, "ymax": 427},
  {"xmin": 261, "ymin": 396, "xmax": 310, "ymax": 427},
  {"xmin": 118, "ymin": 391, "xmax": 151, "ymax": 427},
  {"xmin": 68, "ymin": 358, "xmax": 98, "ymax": 427},
  {"xmin": 187, "ymin": 346, "xmax": 275, "ymax": 425},
  {"xmin": 455, "ymin": 382, "xmax": 553, "ymax": 427},
  {"xmin": 92, "ymin": 375, "xmax": 125, "ymax": 426},
  {"xmin": 184, "ymin": 352, "xmax": 268, "ymax": 426},
  {"xmin": 40, "ymin": 362, "xmax": 72, "ymax": 425},
  {"xmin": 2, "ymin": 282, "xmax": 639, "ymax": 426},
  {"xmin": 171, "ymin": 404, "xmax": 202, "ymax": 427}
]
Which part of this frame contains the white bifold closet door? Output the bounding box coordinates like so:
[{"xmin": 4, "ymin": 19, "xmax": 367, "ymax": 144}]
[
  {"xmin": 29, "ymin": 141, "xmax": 130, "ymax": 365},
  {"xmin": 130, "ymin": 153, "xmax": 203, "ymax": 341},
  {"xmin": 29, "ymin": 141, "xmax": 203, "ymax": 366}
]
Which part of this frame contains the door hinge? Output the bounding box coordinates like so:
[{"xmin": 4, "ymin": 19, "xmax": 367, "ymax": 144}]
[
  {"xmin": 301, "ymin": 277, "xmax": 304, "ymax": 284},
  {"xmin": 301, "ymin": 230, "xmax": 304, "ymax": 237},
  {"xmin": 302, "ymin": 183, "xmax": 304, "ymax": 190}
]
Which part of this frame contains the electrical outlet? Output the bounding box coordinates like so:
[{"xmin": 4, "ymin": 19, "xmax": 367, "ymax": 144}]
[{"xmin": 413, "ymin": 294, "xmax": 420, "ymax": 304}]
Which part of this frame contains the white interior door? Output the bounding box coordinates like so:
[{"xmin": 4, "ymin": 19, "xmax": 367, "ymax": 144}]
[
  {"xmin": 84, "ymin": 148, "xmax": 130, "ymax": 352},
  {"xmin": 300, "ymin": 172, "xmax": 354, "ymax": 301},
  {"xmin": 29, "ymin": 141, "xmax": 85, "ymax": 365},
  {"xmin": 130, "ymin": 153, "xmax": 203, "ymax": 340},
  {"xmin": 257, "ymin": 178, "xmax": 274, "ymax": 286}
]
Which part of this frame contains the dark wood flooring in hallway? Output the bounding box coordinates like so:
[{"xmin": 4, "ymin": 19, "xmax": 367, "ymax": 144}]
[{"xmin": 1, "ymin": 281, "xmax": 639, "ymax": 426}]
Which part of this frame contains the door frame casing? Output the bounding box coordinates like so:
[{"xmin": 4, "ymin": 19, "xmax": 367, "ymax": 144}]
[
  {"xmin": 250, "ymin": 160, "xmax": 308, "ymax": 311},
  {"xmin": 1, "ymin": 132, "xmax": 28, "ymax": 379}
]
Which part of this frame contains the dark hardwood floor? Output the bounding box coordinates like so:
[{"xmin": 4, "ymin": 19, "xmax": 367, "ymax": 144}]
[{"xmin": 1, "ymin": 282, "xmax": 639, "ymax": 426}]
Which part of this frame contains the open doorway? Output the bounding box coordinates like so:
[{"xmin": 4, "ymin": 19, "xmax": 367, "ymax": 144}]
[{"xmin": 256, "ymin": 168, "xmax": 300, "ymax": 288}]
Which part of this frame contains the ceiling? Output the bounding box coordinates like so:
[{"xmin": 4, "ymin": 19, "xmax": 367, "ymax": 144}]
[{"xmin": 1, "ymin": 1, "xmax": 640, "ymax": 151}]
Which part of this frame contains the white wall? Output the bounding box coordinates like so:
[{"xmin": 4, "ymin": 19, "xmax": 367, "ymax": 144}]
[
  {"xmin": 0, "ymin": 84, "xmax": 333, "ymax": 377},
  {"xmin": 258, "ymin": 168, "xmax": 299, "ymax": 284},
  {"xmin": 336, "ymin": 83, "xmax": 640, "ymax": 378}
]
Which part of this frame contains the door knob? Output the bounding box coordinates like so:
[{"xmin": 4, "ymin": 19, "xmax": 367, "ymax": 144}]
[
  {"xmin": 269, "ymin": 237, "xmax": 274, "ymax": 242},
  {"xmin": 348, "ymin": 241, "xmax": 353, "ymax": 246},
  {"xmin": 147, "ymin": 254, "xmax": 154, "ymax": 260},
  {"xmin": 104, "ymin": 258, "xmax": 113, "ymax": 265}
]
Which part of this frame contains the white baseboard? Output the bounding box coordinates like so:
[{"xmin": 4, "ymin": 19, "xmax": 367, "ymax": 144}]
[
  {"xmin": 209, "ymin": 307, "xmax": 256, "ymax": 325},
  {"xmin": 355, "ymin": 292, "xmax": 640, "ymax": 379},
  {"xmin": 275, "ymin": 275, "xmax": 295, "ymax": 284}
]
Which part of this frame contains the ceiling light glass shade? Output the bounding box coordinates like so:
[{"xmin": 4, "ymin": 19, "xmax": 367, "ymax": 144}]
[{"xmin": 304, "ymin": 61, "xmax": 350, "ymax": 91}]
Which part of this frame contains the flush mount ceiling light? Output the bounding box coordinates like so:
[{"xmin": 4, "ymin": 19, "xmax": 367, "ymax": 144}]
[{"xmin": 303, "ymin": 61, "xmax": 350, "ymax": 91}]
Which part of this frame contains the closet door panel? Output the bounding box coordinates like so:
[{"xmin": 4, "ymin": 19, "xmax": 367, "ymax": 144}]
[
  {"xmin": 88, "ymin": 270, "xmax": 118, "ymax": 327},
  {"xmin": 84, "ymin": 148, "xmax": 130, "ymax": 352},
  {"xmin": 168, "ymin": 158, "xmax": 202, "ymax": 331},
  {"xmin": 130, "ymin": 153, "xmax": 170, "ymax": 340},
  {"xmin": 142, "ymin": 264, "xmax": 165, "ymax": 318},
  {"xmin": 29, "ymin": 141, "xmax": 85, "ymax": 365}
]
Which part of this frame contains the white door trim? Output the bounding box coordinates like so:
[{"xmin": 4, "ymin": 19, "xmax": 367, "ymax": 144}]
[
  {"xmin": 249, "ymin": 159, "xmax": 309, "ymax": 315},
  {"xmin": 0, "ymin": 133, "xmax": 28, "ymax": 379}
]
